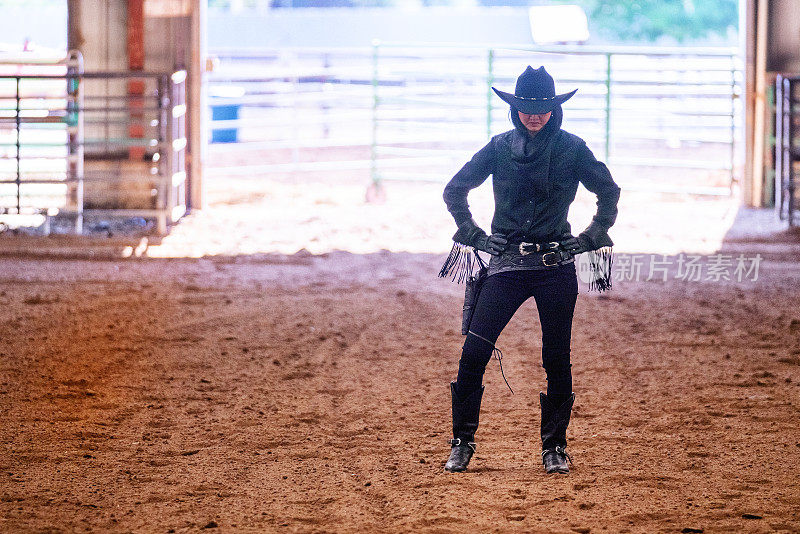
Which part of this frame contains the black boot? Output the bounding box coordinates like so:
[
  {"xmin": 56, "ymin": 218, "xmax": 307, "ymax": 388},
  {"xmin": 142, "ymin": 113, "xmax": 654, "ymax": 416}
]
[
  {"xmin": 444, "ymin": 381, "xmax": 484, "ymax": 472},
  {"xmin": 540, "ymin": 392, "xmax": 575, "ymax": 474}
]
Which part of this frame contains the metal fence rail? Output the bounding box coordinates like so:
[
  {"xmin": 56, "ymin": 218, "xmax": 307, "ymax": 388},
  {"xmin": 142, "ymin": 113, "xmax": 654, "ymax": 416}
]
[
  {"xmin": 207, "ymin": 44, "xmax": 741, "ymax": 196},
  {"xmin": 0, "ymin": 51, "xmax": 83, "ymax": 231},
  {"xmin": 78, "ymin": 70, "xmax": 188, "ymax": 234},
  {"xmin": 0, "ymin": 51, "xmax": 187, "ymax": 234}
]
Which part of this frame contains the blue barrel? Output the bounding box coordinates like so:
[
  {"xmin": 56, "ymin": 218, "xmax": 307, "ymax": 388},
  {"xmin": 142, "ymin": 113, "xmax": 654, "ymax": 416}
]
[{"xmin": 210, "ymin": 102, "xmax": 240, "ymax": 143}]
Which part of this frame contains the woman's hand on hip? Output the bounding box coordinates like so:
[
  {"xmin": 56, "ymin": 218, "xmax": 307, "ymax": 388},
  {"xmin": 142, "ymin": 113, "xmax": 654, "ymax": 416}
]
[
  {"xmin": 561, "ymin": 234, "xmax": 593, "ymax": 255},
  {"xmin": 476, "ymin": 233, "xmax": 508, "ymax": 256}
]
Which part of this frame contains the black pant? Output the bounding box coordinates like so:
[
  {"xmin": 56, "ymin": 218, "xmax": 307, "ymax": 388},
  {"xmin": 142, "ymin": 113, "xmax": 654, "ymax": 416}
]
[{"xmin": 455, "ymin": 262, "xmax": 578, "ymax": 400}]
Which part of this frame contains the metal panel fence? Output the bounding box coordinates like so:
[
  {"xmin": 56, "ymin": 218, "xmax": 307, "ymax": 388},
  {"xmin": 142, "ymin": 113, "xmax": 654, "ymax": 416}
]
[
  {"xmin": 0, "ymin": 52, "xmax": 83, "ymax": 231},
  {"xmin": 0, "ymin": 51, "xmax": 187, "ymax": 234},
  {"xmin": 775, "ymin": 75, "xmax": 799, "ymax": 226},
  {"xmin": 207, "ymin": 44, "xmax": 742, "ymax": 196}
]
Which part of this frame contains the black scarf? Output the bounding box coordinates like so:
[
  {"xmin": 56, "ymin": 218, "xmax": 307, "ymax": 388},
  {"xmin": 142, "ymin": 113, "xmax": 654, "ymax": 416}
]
[
  {"xmin": 503, "ymin": 105, "xmax": 564, "ymax": 242},
  {"xmin": 509, "ymin": 105, "xmax": 563, "ymax": 189}
]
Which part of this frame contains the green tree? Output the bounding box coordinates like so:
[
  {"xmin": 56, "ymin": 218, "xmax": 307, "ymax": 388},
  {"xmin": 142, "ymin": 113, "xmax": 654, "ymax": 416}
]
[{"xmin": 570, "ymin": 0, "xmax": 738, "ymax": 43}]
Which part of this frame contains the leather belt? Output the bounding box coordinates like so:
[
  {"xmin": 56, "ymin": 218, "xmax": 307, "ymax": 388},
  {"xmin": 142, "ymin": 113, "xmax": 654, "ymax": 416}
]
[
  {"xmin": 502, "ymin": 243, "xmax": 573, "ymax": 267},
  {"xmin": 516, "ymin": 240, "xmax": 561, "ymax": 255},
  {"xmin": 538, "ymin": 248, "xmax": 573, "ymax": 267}
]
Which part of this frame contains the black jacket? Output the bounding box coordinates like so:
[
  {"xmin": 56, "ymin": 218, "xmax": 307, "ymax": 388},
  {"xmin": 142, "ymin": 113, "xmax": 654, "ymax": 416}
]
[{"xmin": 443, "ymin": 128, "xmax": 621, "ymax": 245}]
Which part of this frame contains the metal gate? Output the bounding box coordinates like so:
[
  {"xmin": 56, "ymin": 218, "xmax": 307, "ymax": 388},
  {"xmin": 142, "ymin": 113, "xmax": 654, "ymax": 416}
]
[
  {"xmin": 0, "ymin": 51, "xmax": 187, "ymax": 235},
  {"xmin": 775, "ymin": 75, "xmax": 799, "ymax": 226}
]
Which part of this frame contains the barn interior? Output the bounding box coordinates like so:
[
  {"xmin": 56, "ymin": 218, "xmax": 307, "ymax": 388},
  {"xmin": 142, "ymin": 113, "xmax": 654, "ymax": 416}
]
[{"xmin": 1, "ymin": 1, "xmax": 799, "ymax": 532}]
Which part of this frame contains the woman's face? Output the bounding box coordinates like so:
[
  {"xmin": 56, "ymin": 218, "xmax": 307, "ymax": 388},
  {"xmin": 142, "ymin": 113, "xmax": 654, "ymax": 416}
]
[{"xmin": 517, "ymin": 110, "xmax": 551, "ymax": 133}]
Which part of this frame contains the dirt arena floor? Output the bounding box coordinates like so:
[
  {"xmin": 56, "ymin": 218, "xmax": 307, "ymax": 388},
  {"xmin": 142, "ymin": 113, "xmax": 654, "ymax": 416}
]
[{"xmin": 1, "ymin": 179, "xmax": 800, "ymax": 533}]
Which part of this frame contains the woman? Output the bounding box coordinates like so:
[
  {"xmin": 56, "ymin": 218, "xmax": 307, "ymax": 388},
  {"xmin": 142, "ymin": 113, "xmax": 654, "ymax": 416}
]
[{"xmin": 440, "ymin": 66, "xmax": 621, "ymax": 474}]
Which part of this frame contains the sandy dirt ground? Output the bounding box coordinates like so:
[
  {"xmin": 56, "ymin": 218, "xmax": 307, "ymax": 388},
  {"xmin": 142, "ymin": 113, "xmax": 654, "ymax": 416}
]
[{"xmin": 1, "ymin": 177, "xmax": 800, "ymax": 533}]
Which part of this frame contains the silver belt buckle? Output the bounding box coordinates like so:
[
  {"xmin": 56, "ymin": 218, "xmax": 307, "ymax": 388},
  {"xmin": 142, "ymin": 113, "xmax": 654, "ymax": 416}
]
[
  {"xmin": 542, "ymin": 251, "xmax": 560, "ymax": 266},
  {"xmin": 519, "ymin": 242, "xmax": 535, "ymax": 255}
]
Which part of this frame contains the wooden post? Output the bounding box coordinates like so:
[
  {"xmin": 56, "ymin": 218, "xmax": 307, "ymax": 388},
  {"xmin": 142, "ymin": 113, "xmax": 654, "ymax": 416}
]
[
  {"xmin": 187, "ymin": 0, "xmax": 205, "ymax": 210},
  {"xmin": 750, "ymin": 0, "xmax": 768, "ymax": 207},
  {"xmin": 67, "ymin": 0, "xmax": 83, "ymax": 50},
  {"xmin": 128, "ymin": 0, "xmax": 146, "ymax": 161},
  {"xmin": 744, "ymin": 0, "xmax": 770, "ymax": 208}
]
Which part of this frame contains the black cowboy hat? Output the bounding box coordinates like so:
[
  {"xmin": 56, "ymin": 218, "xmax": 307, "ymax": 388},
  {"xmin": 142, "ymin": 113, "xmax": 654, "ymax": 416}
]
[{"xmin": 492, "ymin": 65, "xmax": 577, "ymax": 115}]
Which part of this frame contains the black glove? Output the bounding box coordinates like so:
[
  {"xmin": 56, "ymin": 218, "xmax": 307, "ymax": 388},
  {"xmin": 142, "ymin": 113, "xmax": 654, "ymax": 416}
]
[
  {"xmin": 453, "ymin": 219, "xmax": 507, "ymax": 256},
  {"xmin": 475, "ymin": 233, "xmax": 508, "ymax": 256},
  {"xmin": 581, "ymin": 220, "xmax": 614, "ymax": 248},
  {"xmin": 562, "ymin": 220, "xmax": 614, "ymax": 255}
]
